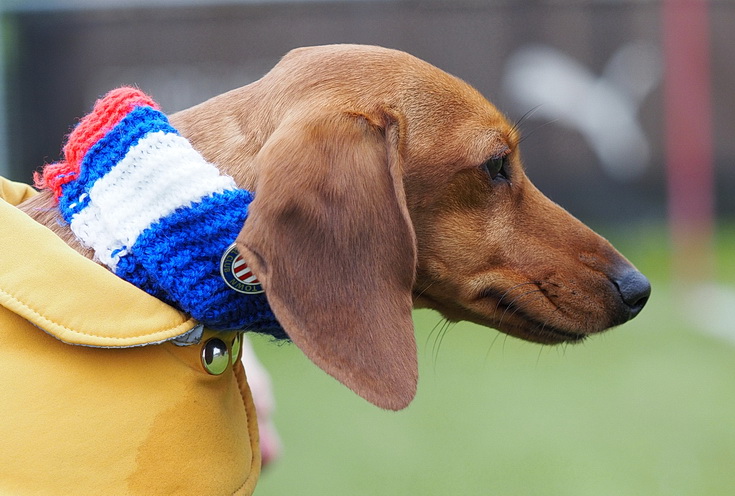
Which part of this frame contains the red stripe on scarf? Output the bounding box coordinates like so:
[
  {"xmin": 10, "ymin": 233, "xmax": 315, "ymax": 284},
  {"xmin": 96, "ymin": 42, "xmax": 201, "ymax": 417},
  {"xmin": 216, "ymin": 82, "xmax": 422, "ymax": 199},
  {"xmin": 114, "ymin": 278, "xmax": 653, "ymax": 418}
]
[{"xmin": 35, "ymin": 87, "xmax": 159, "ymax": 200}]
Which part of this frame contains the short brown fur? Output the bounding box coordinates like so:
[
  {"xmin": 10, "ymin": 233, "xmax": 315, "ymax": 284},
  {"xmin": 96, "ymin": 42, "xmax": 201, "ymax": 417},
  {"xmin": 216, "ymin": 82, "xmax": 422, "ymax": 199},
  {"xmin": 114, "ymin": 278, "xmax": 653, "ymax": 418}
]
[{"xmin": 20, "ymin": 45, "xmax": 647, "ymax": 410}]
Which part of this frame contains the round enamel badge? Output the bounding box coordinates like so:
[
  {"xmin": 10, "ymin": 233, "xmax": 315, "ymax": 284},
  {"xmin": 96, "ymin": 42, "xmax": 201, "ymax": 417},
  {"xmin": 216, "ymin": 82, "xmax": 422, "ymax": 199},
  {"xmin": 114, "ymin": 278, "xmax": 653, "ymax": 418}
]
[{"xmin": 219, "ymin": 243, "xmax": 264, "ymax": 294}]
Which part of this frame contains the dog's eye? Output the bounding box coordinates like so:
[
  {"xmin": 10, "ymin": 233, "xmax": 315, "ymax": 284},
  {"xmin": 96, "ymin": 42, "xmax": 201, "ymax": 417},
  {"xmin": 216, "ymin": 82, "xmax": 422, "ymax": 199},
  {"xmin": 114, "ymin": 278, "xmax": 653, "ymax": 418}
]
[{"xmin": 481, "ymin": 156, "xmax": 509, "ymax": 181}]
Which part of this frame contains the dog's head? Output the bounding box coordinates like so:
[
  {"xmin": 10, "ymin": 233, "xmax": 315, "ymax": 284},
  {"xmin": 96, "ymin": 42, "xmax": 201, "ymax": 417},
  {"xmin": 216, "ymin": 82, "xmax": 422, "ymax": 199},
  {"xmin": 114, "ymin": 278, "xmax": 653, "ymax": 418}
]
[{"xmin": 171, "ymin": 44, "xmax": 650, "ymax": 410}]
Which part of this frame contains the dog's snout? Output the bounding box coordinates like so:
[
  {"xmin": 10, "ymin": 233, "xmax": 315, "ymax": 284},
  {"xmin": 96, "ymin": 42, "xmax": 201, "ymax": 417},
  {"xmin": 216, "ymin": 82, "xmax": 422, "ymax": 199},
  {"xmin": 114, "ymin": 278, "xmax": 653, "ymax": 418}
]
[{"xmin": 612, "ymin": 269, "xmax": 651, "ymax": 319}]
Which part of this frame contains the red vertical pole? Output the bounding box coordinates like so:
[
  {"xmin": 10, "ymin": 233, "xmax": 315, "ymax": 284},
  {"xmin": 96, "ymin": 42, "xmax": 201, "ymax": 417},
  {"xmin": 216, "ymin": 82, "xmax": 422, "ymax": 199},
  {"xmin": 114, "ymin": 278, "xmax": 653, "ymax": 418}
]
[{"xmin": 663, "ymin": 0, "xmax": 715, "ymax": 282}]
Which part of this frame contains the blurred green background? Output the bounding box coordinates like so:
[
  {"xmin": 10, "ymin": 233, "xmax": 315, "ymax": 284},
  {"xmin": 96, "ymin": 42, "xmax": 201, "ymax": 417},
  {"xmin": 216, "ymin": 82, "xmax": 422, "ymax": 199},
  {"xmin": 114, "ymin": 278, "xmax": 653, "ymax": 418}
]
[{"xmin": 252, "ymin": 225, "xmax": 735, "ymax": 495}]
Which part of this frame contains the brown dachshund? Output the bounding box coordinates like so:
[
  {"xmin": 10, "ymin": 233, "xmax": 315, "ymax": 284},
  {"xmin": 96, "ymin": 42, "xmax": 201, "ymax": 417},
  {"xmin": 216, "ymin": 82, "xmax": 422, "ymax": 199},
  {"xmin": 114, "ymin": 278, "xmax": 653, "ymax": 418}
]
[{"xmin": 21, "ymin": 44, "xmax": 650, "ymax": 411}]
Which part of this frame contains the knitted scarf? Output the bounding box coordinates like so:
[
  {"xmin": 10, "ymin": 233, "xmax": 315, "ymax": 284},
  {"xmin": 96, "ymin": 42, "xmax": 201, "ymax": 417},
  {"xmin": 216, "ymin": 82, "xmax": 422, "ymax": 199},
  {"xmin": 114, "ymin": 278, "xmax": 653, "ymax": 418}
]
[{"xmin": 36, "ymin": 87, "xmax": 284, "ymax": 338}]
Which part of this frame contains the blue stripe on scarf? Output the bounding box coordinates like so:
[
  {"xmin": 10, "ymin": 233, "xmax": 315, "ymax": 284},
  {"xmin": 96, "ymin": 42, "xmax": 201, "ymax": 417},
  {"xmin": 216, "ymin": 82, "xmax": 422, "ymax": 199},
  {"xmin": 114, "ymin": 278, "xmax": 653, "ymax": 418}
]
[{"xmin": 59, "ymin": 106, "xmax": 178, "ymax": 221}]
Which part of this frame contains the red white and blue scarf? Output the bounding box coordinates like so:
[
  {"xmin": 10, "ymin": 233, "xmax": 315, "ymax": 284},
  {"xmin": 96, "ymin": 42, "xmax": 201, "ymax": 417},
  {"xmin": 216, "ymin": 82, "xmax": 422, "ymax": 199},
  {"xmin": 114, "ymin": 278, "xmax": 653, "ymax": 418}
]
[{"xmin": 36, "ymin": 87, "xmax": 282, "ymax": 336}]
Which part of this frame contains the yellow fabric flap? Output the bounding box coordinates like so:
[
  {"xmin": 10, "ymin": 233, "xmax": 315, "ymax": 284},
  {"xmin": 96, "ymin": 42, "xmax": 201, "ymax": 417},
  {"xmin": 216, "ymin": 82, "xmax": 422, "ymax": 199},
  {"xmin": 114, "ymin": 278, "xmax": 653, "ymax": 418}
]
[
  {"xmin": 0, "ymin": 177, "xmax": 36, "ymax": 205},
  {"xmin": 0, "ymin": 193, "xmax": 198, "ymax": 347}
]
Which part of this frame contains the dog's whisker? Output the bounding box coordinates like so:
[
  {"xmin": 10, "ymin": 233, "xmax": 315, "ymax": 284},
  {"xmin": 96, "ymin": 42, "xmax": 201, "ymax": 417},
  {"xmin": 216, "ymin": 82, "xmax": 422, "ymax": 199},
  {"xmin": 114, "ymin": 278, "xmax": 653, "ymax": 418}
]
[
  {"xmin": 501, "ymin": 332, "xmax": 512, "ymax": 354},
  {"xmin": 517, "ymin": 118, "xmax": 560, "ymax": 146},
  {"xmin": 434, "ymin": 320, "xmax": 453, "ymax": 364},
  {"xmin": 497, "ymin": 288, "xmax": 544, "ymax": 328},
  {"xmin": 510, "ymin": 105, "xmax": 544, "ymax": 137},
  {"xmin": 425, "ymin": 317, "xmax": 446, "ymax": 350},
  {"xmin": 413, "ymin": 281, "xmax": 436, "ymax": 302},
  {"xmin": 536, "ymin": 305, "xmax": 563, "ymax": 336},
  {"xmin": 431, "ymin": 323, "xmax": 443, "ymax": 366},
  {"xmin": 535, "ymin": 344, "xmax": 547, "ymax": 367},
  {"xmin": 430, "ymin": 319, "xmax": 454, "ymax": 373},
  {"xmin": 484, "ymin": 328, "xmax": 504, "ymax": 362},
  {"xmin": 499, "ymin": 295, "xmax": 545, "ymax": 330},
  {"xmin": 492, "ymin": 282, "xmax": 537, "ymax": 314}
]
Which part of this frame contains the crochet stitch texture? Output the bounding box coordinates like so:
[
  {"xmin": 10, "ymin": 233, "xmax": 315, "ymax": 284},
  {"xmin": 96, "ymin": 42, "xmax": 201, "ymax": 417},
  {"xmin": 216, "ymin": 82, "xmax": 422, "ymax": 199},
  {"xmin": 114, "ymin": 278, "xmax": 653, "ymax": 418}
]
[{"xmin": 37, "ymin": 87, "xmax": 283, "ymax": 336}]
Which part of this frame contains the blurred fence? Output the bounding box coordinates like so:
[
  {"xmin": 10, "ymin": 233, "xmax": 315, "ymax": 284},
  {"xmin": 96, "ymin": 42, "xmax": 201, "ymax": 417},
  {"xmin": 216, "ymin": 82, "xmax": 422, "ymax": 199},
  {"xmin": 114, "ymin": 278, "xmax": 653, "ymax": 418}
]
[{"xmin": 2, "ymin": 0, "xmax": 734, "ymax": 225}]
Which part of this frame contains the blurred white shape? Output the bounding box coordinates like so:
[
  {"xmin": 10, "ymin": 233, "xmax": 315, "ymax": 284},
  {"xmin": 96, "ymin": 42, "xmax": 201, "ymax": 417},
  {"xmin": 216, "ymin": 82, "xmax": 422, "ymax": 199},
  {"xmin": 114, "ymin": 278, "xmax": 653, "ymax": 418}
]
[
  {"xmin": 241, "ymin": 335, "xmax": 282, "ymax": 467},
  {"xmin": 603, "ymin": 41, "xmax": 662, "ymax": 104},
  {"xmin": 502, "ymin": 41, "xmax": 661, "ymax": 181},
  {"xmin": 684, "ymin": 283, "xmax": 735, "ymax": 345}
]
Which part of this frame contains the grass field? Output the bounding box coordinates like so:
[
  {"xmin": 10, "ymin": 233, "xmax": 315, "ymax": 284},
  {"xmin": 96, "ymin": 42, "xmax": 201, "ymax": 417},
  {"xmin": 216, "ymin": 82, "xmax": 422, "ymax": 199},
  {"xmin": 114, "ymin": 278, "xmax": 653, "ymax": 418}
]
[{"xmin": 250, "ymin": 223, "xmax": 735, "ymax": 495}]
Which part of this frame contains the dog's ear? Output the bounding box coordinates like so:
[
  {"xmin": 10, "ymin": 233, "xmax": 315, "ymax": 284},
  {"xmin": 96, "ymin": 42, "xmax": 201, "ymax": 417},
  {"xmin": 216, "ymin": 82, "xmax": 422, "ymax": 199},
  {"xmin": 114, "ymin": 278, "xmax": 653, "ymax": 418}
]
[{"xmin": 237, "ymin": 109, "xmax": 418, "ymax": 410}]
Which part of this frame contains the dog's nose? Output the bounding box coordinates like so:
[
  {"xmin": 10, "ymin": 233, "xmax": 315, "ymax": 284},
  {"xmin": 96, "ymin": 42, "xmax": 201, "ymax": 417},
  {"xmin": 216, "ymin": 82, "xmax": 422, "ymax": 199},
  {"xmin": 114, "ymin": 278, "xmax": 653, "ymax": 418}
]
[{"xmin": 612, "ymin": 269, "xmax": 651, "ymax": 319}]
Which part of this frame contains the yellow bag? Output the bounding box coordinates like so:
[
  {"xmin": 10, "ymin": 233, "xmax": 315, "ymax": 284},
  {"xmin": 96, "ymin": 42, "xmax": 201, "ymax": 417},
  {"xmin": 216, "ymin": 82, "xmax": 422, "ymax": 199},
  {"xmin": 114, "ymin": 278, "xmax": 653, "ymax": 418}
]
[{"xmin": 0, "ymin": 177, "xmax": 260, "ymax": 495}]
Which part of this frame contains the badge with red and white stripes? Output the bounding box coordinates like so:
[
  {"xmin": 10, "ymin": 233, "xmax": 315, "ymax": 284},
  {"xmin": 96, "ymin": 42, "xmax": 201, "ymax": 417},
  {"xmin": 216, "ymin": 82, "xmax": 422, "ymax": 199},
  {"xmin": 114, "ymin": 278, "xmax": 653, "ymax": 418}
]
[{"xmin": 219, "ymin": 243, "xmax": 264, "ymax": 294}]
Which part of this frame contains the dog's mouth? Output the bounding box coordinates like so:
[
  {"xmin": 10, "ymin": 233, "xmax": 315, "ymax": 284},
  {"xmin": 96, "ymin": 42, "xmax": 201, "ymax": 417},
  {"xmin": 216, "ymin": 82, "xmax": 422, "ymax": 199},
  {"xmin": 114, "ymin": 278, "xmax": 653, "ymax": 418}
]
[
  {"xmin": 414, "ymin": 287, "xmax": 589, "ymax": 345},
  {"xmin": 474, "ymin": 287, "xmax": 588, "ymax": 344},
  {"xmin": 498, "ymin": 319, "xmax": 588, "ymax": 345}
]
